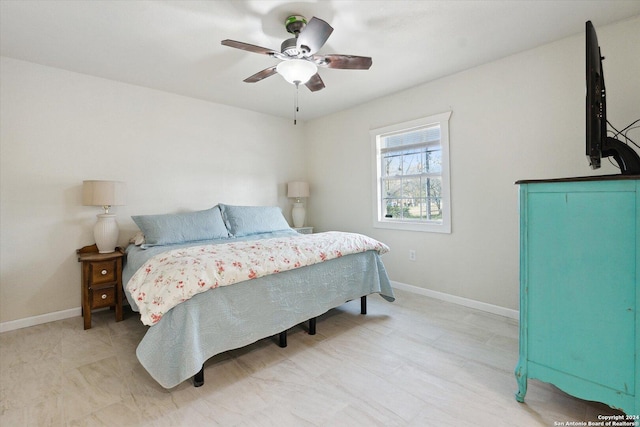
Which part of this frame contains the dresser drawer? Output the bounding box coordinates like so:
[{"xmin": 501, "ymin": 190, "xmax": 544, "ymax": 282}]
[
  {"xmin": 90, "ymin": 285, "xmax": 115, "ymax": 309},
  {"xmin": 89, "ymin": 260, "xmax": 118, "ymax": 285}
]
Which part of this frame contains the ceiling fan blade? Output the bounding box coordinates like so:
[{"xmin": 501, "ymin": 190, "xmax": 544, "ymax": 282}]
[
  {"xmin": 305, "ymin": 73, "xmax": 325, "ymax": 92},
  {"xmin": 313, "ymin": 54, "xmax": 372, "ymax": 70},
  {"xmin": 243, "ymin": 66, "xmax": 278, "ymax": 83},
  {"xmin": 297, "ymin": 17, "xmax": 333, "ymax": 56},
  {"xmin": 221, "ymin": 39, "xmax": 278, "ymax": 56}
]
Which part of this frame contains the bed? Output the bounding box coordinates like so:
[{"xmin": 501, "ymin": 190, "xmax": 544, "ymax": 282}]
[{"xmin": 123, "ymin": 204, "xmax": 395, "ymax": 389}]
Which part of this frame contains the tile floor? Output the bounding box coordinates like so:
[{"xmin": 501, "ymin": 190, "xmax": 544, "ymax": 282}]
[{"xmin": 0, "ymin": 288, "xmax": 624, "ymax": 426}]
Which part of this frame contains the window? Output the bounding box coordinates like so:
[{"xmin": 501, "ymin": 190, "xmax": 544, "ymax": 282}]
[{"xmin": 371, "ymin": 111, "xmax": 452, "ymax": 233}]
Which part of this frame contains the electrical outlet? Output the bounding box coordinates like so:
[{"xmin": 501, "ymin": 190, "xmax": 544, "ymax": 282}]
[{"xmin": 409, "ymin": 249, "xmax": 416, "ymax": 261}]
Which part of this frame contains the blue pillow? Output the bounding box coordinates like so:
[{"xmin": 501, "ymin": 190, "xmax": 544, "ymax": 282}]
[
  {"xmin": 132, "ymin": 206, "xmax": 229, "ymax": 247},
  {"xmin": 219, "ymin": 204, "xmax": 291, "ymax": 237}
]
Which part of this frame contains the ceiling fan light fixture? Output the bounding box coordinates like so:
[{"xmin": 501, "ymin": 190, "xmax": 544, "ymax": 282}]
[{"xmin": 276, "ymin": 59, "xmax": 317, "ymax": 85}]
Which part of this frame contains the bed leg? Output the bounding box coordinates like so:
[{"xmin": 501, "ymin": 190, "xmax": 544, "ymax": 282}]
[
  {"xmin": 309, "ymin": 317, "xmax": 316, "ymax": 335},
  {"xmin": 361, "ymin": 295, "xmax": 367, "ymax": 315},
  {"xmin": 193, "ymin": 366, "xmax": 204, "ymax": 387},
  {"xmin": 278, "ymin": 330, "xmax": 287, "ymax": 348}
]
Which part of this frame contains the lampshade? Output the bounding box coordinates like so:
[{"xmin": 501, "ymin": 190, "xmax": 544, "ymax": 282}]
[
  {"xmin": 82, "ymin": 180, "xmax": 126, "ymax": 209},
  {"xmin": 287, "ymin": 181, "xmax": 310, "ymax": 198},
  {"xmin": 276, "ymin": 60, "xmax": 317, "ymax": 85}
]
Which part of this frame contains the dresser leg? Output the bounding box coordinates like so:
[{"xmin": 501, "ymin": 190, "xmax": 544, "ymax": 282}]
[{"xmin": 514, "ymin": 362, "xmax": 527, "ymax": 402}]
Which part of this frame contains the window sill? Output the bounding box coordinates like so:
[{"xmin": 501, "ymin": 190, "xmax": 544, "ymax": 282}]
[{"xmin": 373, "ymin": 219, "xmax": 451, "ymax": 234}]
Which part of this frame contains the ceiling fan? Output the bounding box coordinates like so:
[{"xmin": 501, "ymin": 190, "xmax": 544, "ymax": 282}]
[{"xmin": 221, "ymin": 15, "xmax": 372, "ymax": 92}]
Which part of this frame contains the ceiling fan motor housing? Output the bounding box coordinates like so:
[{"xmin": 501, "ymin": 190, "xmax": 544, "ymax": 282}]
[{"xmin": 281, "ymin": 38, "xmax": 299, "ymax": 56}]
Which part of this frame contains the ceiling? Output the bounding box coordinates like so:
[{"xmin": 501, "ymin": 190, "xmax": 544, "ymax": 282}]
[{"xmin": 2, "ymin": 1, "xmax": 639, "ymax": 122}]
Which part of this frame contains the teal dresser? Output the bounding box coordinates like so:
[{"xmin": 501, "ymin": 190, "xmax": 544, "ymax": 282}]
[{"xmin": 514, "ymin": 175, "xmax": 639, "ymax": 415}]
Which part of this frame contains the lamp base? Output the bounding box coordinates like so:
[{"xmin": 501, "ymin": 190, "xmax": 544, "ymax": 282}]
[
  {"xmin": 94, "ymin": 214, "xmax": 119, "ymax": 253},
  {"xmin": 292, "ymin": 202, "xmax": 306, "ymax": 228}
]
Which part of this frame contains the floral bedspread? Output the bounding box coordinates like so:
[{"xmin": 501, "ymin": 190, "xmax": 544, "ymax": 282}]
[{"xmin": 126, "ymin": 231, "xmax": 390, "ymax": 326}]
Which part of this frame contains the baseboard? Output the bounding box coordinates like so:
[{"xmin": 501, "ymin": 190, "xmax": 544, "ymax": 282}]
[
  {"xmin": 391, "ymin": 281, "xmax": 519, "ymax": 320},
  {"xmin": 1, "ymin": 283, "xmax": 518, "ymax": 333},
  {"xmin": 0, "ymin": 307, "xmax": 81, "ymax": 333}
]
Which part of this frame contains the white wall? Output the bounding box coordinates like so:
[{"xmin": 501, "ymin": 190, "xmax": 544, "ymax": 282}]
[
  {"xmin": 1, "ymin": 17, "xmax": 637, "ymax": 326},
  {"xmin": 0, "ymin": 57, "xmax": 305, "ymax": 324},
  {"xmin": 304, "ymin": 17, "xmax": 640, "ymax": 311}
]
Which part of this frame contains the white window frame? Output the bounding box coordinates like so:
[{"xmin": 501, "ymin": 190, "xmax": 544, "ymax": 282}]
[{"xmin": 371, "ymin": 111, "xmax": 452, "ymax": 233}]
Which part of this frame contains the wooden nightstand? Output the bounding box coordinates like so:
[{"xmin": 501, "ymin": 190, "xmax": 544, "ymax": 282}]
[
  {"xmin": 293, "ymin": 227, "xmax": 313, "ymax": 234},
  {"xmin": 77, "ymin": 244, "xmax": 124, "ymax": 330}
]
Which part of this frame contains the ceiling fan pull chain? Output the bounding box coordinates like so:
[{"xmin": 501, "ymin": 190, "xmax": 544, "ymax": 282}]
[{"xmin": 294, "ymin": 83, "xmax": 299, "ymax": 125}]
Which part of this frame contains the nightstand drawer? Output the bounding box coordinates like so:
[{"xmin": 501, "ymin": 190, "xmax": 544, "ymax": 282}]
[
  {"xmin": 90, "ymin": 285, "xmax": 115, "ymax": 309},
  {"xmin": 89, "ymin": 260, "xmax": 118, "ymax": 285}
]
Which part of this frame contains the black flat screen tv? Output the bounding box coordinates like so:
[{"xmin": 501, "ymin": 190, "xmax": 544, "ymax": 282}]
[{"xmin": 585, "ymin": 20, "xmax": 640, "ymax": 175}]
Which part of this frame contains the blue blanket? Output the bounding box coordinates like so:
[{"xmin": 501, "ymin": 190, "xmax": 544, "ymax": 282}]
[{"xmin": 123, "ymin": 232, "xmax": 394, "ymax": 388}]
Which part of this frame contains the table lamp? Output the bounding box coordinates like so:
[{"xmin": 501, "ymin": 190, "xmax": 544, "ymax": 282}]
[
  {"xmin": 287, "ymin": 181, "xmax": 310, "ymax": 228},
  {"xmin": 82, "ymin": 180, "xmax": 126, "ymax": 253}
]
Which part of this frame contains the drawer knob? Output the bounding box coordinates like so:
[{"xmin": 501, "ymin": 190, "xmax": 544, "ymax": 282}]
[
  {"xmin": 101, "ymin": 294, "xmax": 107, "ymax": 300},
  {"xmin": 101, "ymin": 269, "xmax": 108, "ymax": 275}
]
